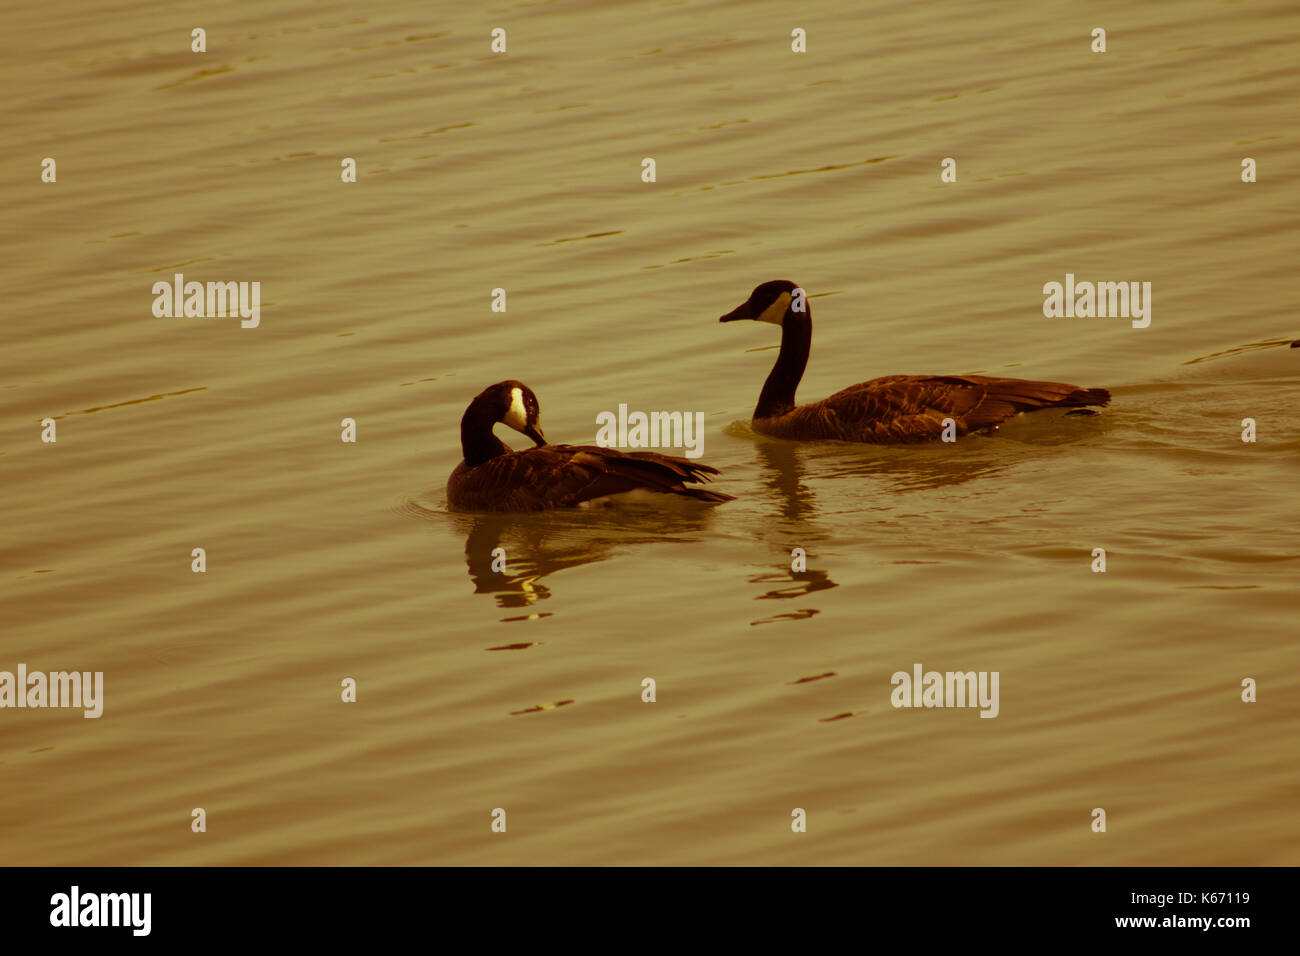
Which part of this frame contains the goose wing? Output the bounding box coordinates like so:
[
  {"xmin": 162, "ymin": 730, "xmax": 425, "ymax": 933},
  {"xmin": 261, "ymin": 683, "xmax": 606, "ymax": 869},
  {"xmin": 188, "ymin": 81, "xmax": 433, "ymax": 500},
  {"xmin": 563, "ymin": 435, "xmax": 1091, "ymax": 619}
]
[
  {"xmin": 452, "ymin": 445, "xmax": 732, "ymax": 511},
  {"xmin": 543, "ymin": 445, "xmax": 730, "ymax": 505},
  {"xmin": 778, "ymin": 375, "xmax": 1110, "ymax": 442}
]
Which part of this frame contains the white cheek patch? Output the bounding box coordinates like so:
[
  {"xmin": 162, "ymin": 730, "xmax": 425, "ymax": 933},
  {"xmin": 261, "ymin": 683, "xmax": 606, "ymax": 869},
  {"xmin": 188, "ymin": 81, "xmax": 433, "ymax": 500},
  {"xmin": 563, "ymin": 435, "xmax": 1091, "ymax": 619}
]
[
  {"xmin": 757, "ymin": 292, "xmax": 792, "ymax": 325},
  {"xmin": 502, "ymin": 387, "xmax": 528, "ymax": 430}
]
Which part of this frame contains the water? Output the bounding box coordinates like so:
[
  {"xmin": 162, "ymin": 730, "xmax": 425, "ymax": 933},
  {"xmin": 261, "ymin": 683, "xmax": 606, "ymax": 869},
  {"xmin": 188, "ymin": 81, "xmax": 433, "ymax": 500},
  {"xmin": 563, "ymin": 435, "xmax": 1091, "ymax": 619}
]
[{"xmin": 2, "ymin": 0, "xmax": 1297, "ymax": 865}]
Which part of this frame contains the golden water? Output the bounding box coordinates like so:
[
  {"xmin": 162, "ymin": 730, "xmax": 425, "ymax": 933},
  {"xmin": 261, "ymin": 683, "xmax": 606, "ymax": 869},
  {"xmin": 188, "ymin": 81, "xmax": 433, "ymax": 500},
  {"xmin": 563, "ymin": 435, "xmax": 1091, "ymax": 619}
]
[{"xmin": 2, "ymin": 0, "xmax": 1297, "ymax": 864}]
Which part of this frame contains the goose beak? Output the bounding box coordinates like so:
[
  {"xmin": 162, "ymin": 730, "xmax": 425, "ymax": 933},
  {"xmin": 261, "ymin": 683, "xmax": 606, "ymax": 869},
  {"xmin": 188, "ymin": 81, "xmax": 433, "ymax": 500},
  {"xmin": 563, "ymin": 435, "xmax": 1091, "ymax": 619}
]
[
  {"xmin": 719, "ymin": 302, "xmax": 752, "ymax": 322},
  {"xmin": 524, "ymin": 422, "xmax": 546, "ymax": 447}
]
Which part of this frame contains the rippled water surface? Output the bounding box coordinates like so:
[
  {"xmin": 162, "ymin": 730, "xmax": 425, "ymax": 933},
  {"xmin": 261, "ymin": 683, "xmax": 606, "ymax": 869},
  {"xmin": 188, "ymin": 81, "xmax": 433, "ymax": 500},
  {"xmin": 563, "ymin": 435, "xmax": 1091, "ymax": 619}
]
[{"xmin": 2, "ymin": 0, "xmax": 1298, "ymax": 865}]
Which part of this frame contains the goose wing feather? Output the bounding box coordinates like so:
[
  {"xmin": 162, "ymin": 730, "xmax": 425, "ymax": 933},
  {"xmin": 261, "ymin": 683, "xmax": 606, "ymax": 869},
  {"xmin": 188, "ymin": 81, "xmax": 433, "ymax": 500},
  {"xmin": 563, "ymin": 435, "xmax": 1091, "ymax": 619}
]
[
  {"xmin": 448, "ymin": 444, "xmax": 732, "ymax": 511},
  {"xmin": 761, "ymin": 375, "xmax": 1111, "ymax": 443}
]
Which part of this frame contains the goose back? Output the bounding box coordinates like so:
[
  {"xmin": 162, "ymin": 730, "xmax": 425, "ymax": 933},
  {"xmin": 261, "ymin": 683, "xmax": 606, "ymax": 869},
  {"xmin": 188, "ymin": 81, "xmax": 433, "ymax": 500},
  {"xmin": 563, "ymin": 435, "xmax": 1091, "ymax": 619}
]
[
  {"xmin": 754, "ymin": 373, "xmax": 1111, "ymax": 442},
  {"xmin": 448, "ymin": 443, "xmax": 733, "ymax": 512}
]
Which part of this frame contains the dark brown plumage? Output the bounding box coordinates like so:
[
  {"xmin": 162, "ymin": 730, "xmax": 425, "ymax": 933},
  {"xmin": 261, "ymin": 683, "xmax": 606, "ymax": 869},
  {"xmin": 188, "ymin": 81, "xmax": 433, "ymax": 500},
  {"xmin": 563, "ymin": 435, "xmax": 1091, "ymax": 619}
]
[
  {"xmin": 446, "ymin": 381, "xmax": 733, "ymax": 512},
  {"xmin": 720, "ymin": 280, "xmax": 1111, "ymax": 443}
]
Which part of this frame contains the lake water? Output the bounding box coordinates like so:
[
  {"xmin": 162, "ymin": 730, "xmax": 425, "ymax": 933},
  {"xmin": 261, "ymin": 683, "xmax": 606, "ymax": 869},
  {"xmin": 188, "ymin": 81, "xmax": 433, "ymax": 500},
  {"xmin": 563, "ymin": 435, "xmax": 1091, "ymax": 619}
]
[{"xmin": 2, "ymin": 0, "xmax": 1297, "ymax": 865}]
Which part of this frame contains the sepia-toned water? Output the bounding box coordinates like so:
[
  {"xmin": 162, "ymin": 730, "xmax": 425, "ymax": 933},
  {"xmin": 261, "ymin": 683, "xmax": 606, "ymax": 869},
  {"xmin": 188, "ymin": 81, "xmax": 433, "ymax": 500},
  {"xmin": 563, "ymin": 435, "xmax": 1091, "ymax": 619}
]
[{"xmin": 2, "ymin": 0, "xmax": 1297, "ymax": 865}]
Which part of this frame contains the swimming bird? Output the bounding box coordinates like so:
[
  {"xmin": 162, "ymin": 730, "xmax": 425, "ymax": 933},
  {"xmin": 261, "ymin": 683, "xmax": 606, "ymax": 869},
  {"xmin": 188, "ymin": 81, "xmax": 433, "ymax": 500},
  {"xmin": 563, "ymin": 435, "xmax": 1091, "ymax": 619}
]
[
  {"xmin": 446, "ymin": 381, "xmax": 733, "ymax": 512},
  {"xmin": 719, "ymin": 280, "xmax": 1111, "ymax": 443}
]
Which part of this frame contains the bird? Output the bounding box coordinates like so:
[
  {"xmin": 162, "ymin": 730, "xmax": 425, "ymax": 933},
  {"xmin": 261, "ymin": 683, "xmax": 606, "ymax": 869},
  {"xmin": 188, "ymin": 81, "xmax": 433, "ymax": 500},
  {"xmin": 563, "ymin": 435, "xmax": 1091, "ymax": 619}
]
[
  {"xmin": 719, "ymin": 280, "xmax": 1111, "ymax": 443},
  {"xmin": 446, "ymin": 380, "xmax": 734, "ymax": 512}
]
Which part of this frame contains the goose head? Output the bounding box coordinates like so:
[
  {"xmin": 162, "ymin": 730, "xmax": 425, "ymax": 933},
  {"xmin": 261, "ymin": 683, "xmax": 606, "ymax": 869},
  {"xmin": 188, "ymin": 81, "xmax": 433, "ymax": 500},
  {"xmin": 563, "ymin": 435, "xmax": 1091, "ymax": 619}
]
[
  {"xmin": 719, "ymin": 280, "xmax": 804, "ymax": 326},
  {"xmin": 480, "ymin": 380, "xmax": 547, "ymax": 446}
]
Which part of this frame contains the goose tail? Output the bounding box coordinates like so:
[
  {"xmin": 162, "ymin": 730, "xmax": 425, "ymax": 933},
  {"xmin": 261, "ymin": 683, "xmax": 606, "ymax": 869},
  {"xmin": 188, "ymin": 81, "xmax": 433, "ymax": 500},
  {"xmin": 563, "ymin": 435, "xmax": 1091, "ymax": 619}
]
[{"xmin": 1061, "ymin": 386, "xmax": 1111, "ymax": 407}]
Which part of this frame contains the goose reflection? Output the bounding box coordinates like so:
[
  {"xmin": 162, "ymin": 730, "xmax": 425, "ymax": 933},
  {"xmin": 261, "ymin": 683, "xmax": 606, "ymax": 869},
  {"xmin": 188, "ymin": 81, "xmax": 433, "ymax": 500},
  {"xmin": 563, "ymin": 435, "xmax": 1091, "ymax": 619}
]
[
  {"xmin": 748, "ymin": 564, "xmax": 838, "ymax": 627},
  {"xmin": 753, "ymin": 436, "xmax": 819, "ymax": 522},
  {"xmin": 458, "ymin": 514, "xmax": 593, "ymax": 609},
  {"xmin": 452, "ymin": 507, "xmax": 718, "ymax": 611},
  {"xmin": 802, "ymin": 436, "xmax": 1016, "ymax": 490},
  {"xmin": 748, "ymin": 421, "xmax": 1049, "ymax": 522},
  {"xmin": 745, "ymin": 433, "xmax": 1024, "ymax": 626}
]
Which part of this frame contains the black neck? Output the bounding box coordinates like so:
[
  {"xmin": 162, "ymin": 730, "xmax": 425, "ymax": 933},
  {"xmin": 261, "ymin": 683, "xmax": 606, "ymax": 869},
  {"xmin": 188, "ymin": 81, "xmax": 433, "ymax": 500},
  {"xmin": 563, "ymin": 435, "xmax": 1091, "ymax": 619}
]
[
  {"xmin": 460, "ymin": 397, "xmax": 509, "ymax": 467},
  {"xmin": 754, "ymin": 307, "xmax": 811, "ymax": 419}
]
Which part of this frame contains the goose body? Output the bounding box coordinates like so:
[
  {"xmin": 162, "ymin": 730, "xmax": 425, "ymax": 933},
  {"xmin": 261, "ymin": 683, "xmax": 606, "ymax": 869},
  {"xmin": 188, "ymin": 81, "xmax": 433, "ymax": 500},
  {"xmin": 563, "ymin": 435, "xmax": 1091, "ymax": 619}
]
[
  {"xmin": 720, "ymin": 280, "xmax": 1111, "ymax": 443},
  {"xmin": 446, "ymin": 381, "xmax": 733, "ymax": 512}
]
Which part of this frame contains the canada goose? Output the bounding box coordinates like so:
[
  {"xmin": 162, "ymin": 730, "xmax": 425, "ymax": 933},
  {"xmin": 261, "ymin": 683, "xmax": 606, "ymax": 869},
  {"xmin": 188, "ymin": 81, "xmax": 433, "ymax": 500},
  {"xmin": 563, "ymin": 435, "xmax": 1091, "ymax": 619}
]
[
  {"xmin": 720, "ymin": 280, "xmax": 1111, "ymax": 443},
  {"xmin": 446, "ymin": 381, "xmax": 734, "ymax": 512}
]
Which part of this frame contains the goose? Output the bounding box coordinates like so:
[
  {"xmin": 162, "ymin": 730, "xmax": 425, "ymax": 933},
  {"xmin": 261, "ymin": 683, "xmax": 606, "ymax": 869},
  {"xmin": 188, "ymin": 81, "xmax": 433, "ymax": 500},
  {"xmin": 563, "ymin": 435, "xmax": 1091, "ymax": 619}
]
[
  {"xmin": 719, "ymin": 280, "xmax": 1111, "ymax": 443},
  {"xmin": 446, "ymin": 380, "xmax": 734, "ymax": 512}
]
